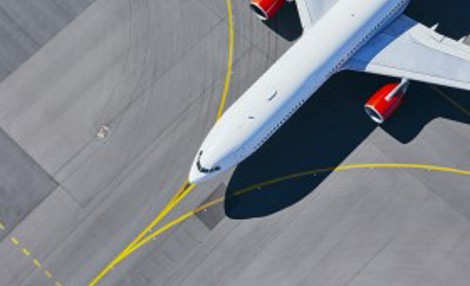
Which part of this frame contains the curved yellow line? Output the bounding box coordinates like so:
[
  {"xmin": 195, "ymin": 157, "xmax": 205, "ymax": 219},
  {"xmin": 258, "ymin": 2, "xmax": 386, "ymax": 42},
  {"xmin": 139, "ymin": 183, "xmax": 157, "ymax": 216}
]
[
  {"xmin": 88, "ymin": 182, "xmax": 195, "ymax": 286},
  {"xmin": 111, "ymin": 163, "xmax": 470, "ymax": 266},
  {"xmin": 216, "ymin": 0, "xmax": 235, "ymax": 121},
  {"xmin": 89, "ymin": 1, "xmax": 235, "ymax": 284}
]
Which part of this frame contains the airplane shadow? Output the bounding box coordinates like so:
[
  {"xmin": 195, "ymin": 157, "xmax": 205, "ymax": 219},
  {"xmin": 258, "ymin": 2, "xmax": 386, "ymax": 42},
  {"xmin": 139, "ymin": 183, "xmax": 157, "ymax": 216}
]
[
  {"xmin": 224, "ymin": 71, "xmax": 469, "ymax": 219},
  {"xmin": 224, "ymin": 0, "xmax": 470, "ymax": 219},
  {"xmin": 263, "ymin": 1, "xmax": 302, "ymax": 41}
]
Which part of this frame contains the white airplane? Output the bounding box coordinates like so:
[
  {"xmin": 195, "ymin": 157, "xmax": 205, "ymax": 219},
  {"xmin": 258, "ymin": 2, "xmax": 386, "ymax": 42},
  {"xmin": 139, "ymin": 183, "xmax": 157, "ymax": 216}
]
[{"xmin": 188, "ymin": 0, "xmax": 470, "ymax": 184}]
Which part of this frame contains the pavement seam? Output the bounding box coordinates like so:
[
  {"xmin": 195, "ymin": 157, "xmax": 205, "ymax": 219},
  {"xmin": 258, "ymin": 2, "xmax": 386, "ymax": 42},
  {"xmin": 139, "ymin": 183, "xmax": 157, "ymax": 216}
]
[
  {"xmin": 51, "ymin": 0, "xmax": 134, "ymax": 180},
  {"xmin": 50, "ymin": 18, "xmax": 228, "ymax": 207},
  {"xmin": 428, "ymin": 85, "xmax": 470, "ymax": 117},
  {"xmin": 195, "ymin": 0, "xmax": 230, "ymax": 20},
  {"xmin": 425, "ymin": 185, "xmax": 470, "ymax": 224},
  {"xmin": 0, "ymin": 6, "xmax": 40, "ymax": 47},
  {"xmin": 77, "ymin": 24, "xmax": 250, "ymax": 214},
  {"xmin": 51, "ymin": 0, "xmax": 224, "ymax": 183},
  {"xmin": 85, "ymin": 9, "xmax": 225, "ymax": 147},
  {"xmin": 59, "ymin": 184, "xmax": 87, "ymax": 210},
  {"xmin": 93, "ymin": 0, "xmax": 136, "ymax": 132},
  {"xmin": 0, "ymin": 0, "xmax": 100, "ymax": 85}
]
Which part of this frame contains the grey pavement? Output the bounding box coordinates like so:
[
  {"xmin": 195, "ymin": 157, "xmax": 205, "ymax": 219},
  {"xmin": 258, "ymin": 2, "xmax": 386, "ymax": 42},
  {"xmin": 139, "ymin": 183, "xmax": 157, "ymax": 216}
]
[
  {"xmin": 0, "ymin": 0, "xmax": 96, "ymax": 81},
  {"xmin": 0, "ymin": 128, "xmax": 57, "ymax": 240},
  {"xmin": 0, "ymin": 0, "xmax": 468, "ymax": 286}
]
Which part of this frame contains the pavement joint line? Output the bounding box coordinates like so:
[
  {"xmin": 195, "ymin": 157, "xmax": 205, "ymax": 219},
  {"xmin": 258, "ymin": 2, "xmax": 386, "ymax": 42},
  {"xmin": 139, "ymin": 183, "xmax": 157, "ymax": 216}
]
[{"xmin": 428, "ymin": 85, "xmax": 470, "ymax": 117}]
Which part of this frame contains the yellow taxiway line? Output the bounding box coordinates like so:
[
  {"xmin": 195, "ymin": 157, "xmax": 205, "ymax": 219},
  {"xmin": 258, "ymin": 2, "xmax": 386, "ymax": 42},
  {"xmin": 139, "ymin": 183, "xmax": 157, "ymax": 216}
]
[
  {"xmin": 88, "ymin": 1, "xmax": 235, "ymax": 285},
  {"xmin": 216, "ymin": 0, "xmax": 235, "ymax": 121},
  {"xmin": 88, "ymin": 181, "xmax": 195, "ymax": 286},
  {"xmin": 98, "ymin": 163, "xmax": 470, "ymax": 268}
]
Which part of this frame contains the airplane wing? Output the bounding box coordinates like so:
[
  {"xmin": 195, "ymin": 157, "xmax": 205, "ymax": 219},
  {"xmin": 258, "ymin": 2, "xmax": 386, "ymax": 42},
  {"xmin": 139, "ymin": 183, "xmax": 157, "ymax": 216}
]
[
  {"xmin": 347, "ymin": 15, "xmax": 470, "ymax": 91},
  {"xmin": 295, "ymin": 0, "xmax": 340, "ymax": 29}
]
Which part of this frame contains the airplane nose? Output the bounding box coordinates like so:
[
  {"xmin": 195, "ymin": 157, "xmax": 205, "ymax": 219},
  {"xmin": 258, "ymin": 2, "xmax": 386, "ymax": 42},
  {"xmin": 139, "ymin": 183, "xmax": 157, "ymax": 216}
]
[{"xmin": 188, "ymin": 165, "xmax": 208, "ymax": 184}]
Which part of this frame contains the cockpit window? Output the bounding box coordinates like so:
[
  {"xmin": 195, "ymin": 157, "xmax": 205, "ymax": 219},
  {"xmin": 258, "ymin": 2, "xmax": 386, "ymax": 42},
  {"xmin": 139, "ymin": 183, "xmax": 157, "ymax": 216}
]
[{"xmin": 196, "ymin": 151, "xmax": 220, "ymax": 173}]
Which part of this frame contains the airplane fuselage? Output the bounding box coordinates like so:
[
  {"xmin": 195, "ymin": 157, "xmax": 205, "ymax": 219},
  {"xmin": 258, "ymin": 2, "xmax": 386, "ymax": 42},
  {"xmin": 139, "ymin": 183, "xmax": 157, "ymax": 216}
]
[{"xmin": 189, "ymin": 0, "xmax": 410, "ymax": 183}]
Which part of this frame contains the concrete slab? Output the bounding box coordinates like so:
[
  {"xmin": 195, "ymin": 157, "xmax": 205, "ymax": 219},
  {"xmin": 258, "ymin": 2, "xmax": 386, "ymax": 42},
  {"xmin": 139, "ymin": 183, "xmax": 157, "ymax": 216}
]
[
  {"xmin": 0, "ymin": 129, "xmax": 57, "ymax": 240},
  {"xmin": 195, "ymin": 183, "xmax": 227, "ymax": 230},
  {"xmin": 0, "ymin": 8, "xmax": 38, "ymax": 80},
  {"xmin": 0, "ymin": 0, "xmax": 96, "ymax": 82}
]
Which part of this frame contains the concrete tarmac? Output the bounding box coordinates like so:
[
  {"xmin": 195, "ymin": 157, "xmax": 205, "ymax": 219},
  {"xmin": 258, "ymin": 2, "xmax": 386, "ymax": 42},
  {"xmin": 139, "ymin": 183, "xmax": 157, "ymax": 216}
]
[{"xmin": 0, "ymin": 0, "xmax": 468, "ymax": 285}]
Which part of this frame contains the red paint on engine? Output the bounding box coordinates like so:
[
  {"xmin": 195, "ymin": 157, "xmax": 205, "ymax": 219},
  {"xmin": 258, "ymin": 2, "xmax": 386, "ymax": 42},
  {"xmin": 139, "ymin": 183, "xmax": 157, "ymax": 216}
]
[
  {"xmin": 365, "ymin": 83, "xmax": 405, "ymax": 123},
  {"xmin": 250, "ymin": 0, "xmax": 286, "ymax": 20}
]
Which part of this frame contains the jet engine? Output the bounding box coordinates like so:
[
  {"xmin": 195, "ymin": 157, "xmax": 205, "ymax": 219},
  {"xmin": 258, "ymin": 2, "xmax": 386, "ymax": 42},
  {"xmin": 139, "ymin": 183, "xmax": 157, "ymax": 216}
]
[
  {"xmin": 250, "ymin": 0, "xmax": 286, "ymax": 20},
  {"xmin": 364, "ymin": 79, "xmax": 409, "ymax": 124}
]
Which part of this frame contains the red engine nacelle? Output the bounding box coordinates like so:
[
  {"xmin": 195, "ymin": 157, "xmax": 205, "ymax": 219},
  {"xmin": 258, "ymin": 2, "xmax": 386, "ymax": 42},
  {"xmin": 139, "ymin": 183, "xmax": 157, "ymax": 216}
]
[
  {"xmin": 365, "ymin": 80, "xmax": 409, "ymax": 124},
  {"xmin": 250, "ymin": 0, "xmax": 286, "ymax": 21}
]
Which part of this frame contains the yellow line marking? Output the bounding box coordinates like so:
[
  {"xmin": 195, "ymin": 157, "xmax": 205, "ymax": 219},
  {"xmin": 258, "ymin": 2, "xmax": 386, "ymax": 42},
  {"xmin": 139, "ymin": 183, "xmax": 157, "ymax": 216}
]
[
  {"xmin": 90, "ymin": 3, "xmax": 235, "ymax": 283},
  {"xmin": 89, "ymin": 2, "xmax": 236, "ymax": 283},
  {"xmin": 9, "ymin": 236, "xmax": 61, "ymax": 284},
  {"xmin": 121, "ymin": 163, "xmax": 470, "ymax": 257},
  {"xmin": 45, "ymin": 270, "xmax": 52, "ymax": 278},
  {"xmin": 428, "ymin": 85, "xmax": 470, "ymax": 117},
  {"xmin": 216, "ymin": 0, "xmax": 235, "ymax": 120},
  {"xmin": 88, "ymin": 182, "xmax": 196, "ymax": 286},
  {"xmin": 0, "ymin": 221, "xmax": 5, "ymax": 230},
  {"xmin": 89, "ymin": 163, "xmax": 469, "ymax": 285},
  {"xmin": 10, "ymin": 237, "xmax": 20, "ymax": 246},
  {"xmin": 125, "ymin": 198, "xmax": 225, "ymax": 256},
  {"xmin": 22, "ymin": 247, "xmax": 31, "ymax": 256},
  {"xmin": 122, "ymin": 181, "xmax": 194, "ymax": 252}
]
